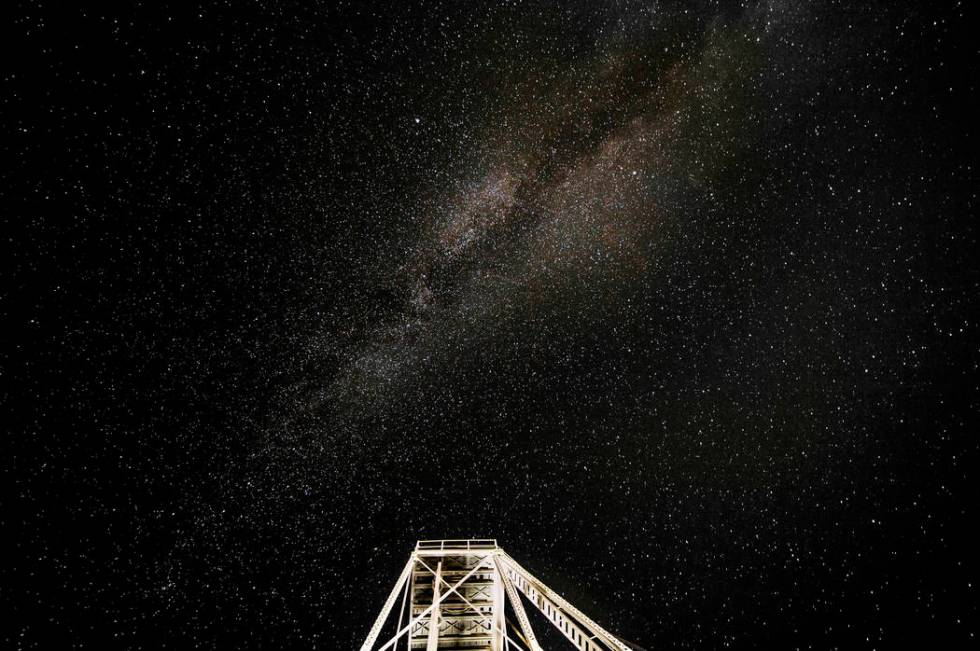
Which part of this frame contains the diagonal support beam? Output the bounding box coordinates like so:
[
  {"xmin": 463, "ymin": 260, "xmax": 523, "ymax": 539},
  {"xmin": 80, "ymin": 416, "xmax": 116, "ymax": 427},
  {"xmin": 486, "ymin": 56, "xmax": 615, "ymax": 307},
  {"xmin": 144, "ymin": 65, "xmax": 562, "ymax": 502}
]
[
  {"xmin": 426, "ymin": 561, "xmax": 442, "ymax": 651},
  {"xmin": 493, "ymin": 556, "xmax": 543, "ymax": 651},
  {"xmin": 492, "ymin": 562, "xmax": 505, "ymax": 651},
  {"xmin": 500, "ymin": 554, "xmax": 633, "ymax": 651},
  {"xmin": 396, "ymin": 563, "xmax": 412, "ymax": 651},
  {"xmin": 359, "ymin": 558, "xmax": 415, "ymax": 651},
  {"xmin": 503, "ymin": 564, "xmax": 596, "ymax": 651}
]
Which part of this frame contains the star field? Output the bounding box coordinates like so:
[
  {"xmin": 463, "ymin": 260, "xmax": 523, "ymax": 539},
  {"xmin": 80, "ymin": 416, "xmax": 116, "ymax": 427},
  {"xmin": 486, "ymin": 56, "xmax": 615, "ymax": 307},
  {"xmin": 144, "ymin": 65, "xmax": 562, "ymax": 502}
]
[{"xmin": 4, "ymin": 1, "xmax": 978, "ymax": 649}]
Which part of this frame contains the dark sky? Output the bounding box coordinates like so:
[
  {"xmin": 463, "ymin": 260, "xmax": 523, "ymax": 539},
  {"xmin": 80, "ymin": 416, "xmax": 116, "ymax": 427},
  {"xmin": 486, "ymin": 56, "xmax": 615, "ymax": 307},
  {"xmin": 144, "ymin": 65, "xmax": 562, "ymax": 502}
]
[{"xmin": 5, "ymin": 1, "xmax": 978, "ymax": 648}]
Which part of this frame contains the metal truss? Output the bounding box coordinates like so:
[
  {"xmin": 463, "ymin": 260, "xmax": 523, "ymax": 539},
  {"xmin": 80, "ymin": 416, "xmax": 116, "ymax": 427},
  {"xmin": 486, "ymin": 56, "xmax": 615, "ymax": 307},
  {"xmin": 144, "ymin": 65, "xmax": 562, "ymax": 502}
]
[{"xmin": 360, "ymin": 540, "xmax": 637, "ymax": 651}]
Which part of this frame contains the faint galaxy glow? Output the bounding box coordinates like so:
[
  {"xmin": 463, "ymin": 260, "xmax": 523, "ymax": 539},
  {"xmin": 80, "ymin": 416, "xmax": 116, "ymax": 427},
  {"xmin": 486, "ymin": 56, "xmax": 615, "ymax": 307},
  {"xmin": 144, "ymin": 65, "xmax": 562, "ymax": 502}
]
[{"xmin": 5, "ymin": 1, "xmax": 977, "ymax": 649}]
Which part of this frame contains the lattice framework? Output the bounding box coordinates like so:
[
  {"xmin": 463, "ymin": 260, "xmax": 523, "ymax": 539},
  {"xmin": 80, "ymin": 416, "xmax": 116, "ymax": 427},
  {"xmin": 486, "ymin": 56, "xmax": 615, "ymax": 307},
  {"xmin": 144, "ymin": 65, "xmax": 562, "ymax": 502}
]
[{"xmin": 360, "ymin": 540, "xmax": 636, "ymax": 651}]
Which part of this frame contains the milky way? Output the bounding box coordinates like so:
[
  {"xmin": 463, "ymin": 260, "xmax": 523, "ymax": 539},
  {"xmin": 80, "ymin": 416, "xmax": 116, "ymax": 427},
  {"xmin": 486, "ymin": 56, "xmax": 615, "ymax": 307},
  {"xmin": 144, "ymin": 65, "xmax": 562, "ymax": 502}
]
[{"xmin": 7, "ymin": 1, "xmax": 977, "ymax": 649}]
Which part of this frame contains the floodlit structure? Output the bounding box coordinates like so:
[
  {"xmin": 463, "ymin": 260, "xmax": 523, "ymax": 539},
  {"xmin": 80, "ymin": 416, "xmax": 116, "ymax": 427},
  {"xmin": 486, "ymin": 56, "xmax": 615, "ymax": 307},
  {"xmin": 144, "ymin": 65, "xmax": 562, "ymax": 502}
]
[{"xmin": 360, "ymin": 539, "xmax": 638, "ymax": 651}]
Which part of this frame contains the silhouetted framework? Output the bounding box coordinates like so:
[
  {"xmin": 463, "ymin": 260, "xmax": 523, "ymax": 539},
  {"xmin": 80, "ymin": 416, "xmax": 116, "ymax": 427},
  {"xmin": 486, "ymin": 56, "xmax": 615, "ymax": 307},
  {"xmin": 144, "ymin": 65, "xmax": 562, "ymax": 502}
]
[{"xmin": 360, "ymin": 540, "xmax": 637, "ymax": 651}]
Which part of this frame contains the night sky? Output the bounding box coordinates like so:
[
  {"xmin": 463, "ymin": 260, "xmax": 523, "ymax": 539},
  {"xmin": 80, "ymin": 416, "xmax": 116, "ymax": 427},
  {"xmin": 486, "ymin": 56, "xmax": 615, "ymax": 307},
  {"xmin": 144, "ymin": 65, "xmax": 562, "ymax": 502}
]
[{"xmin": 5, "ymin": 1, "xmax": 978, "ymax": 649}]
